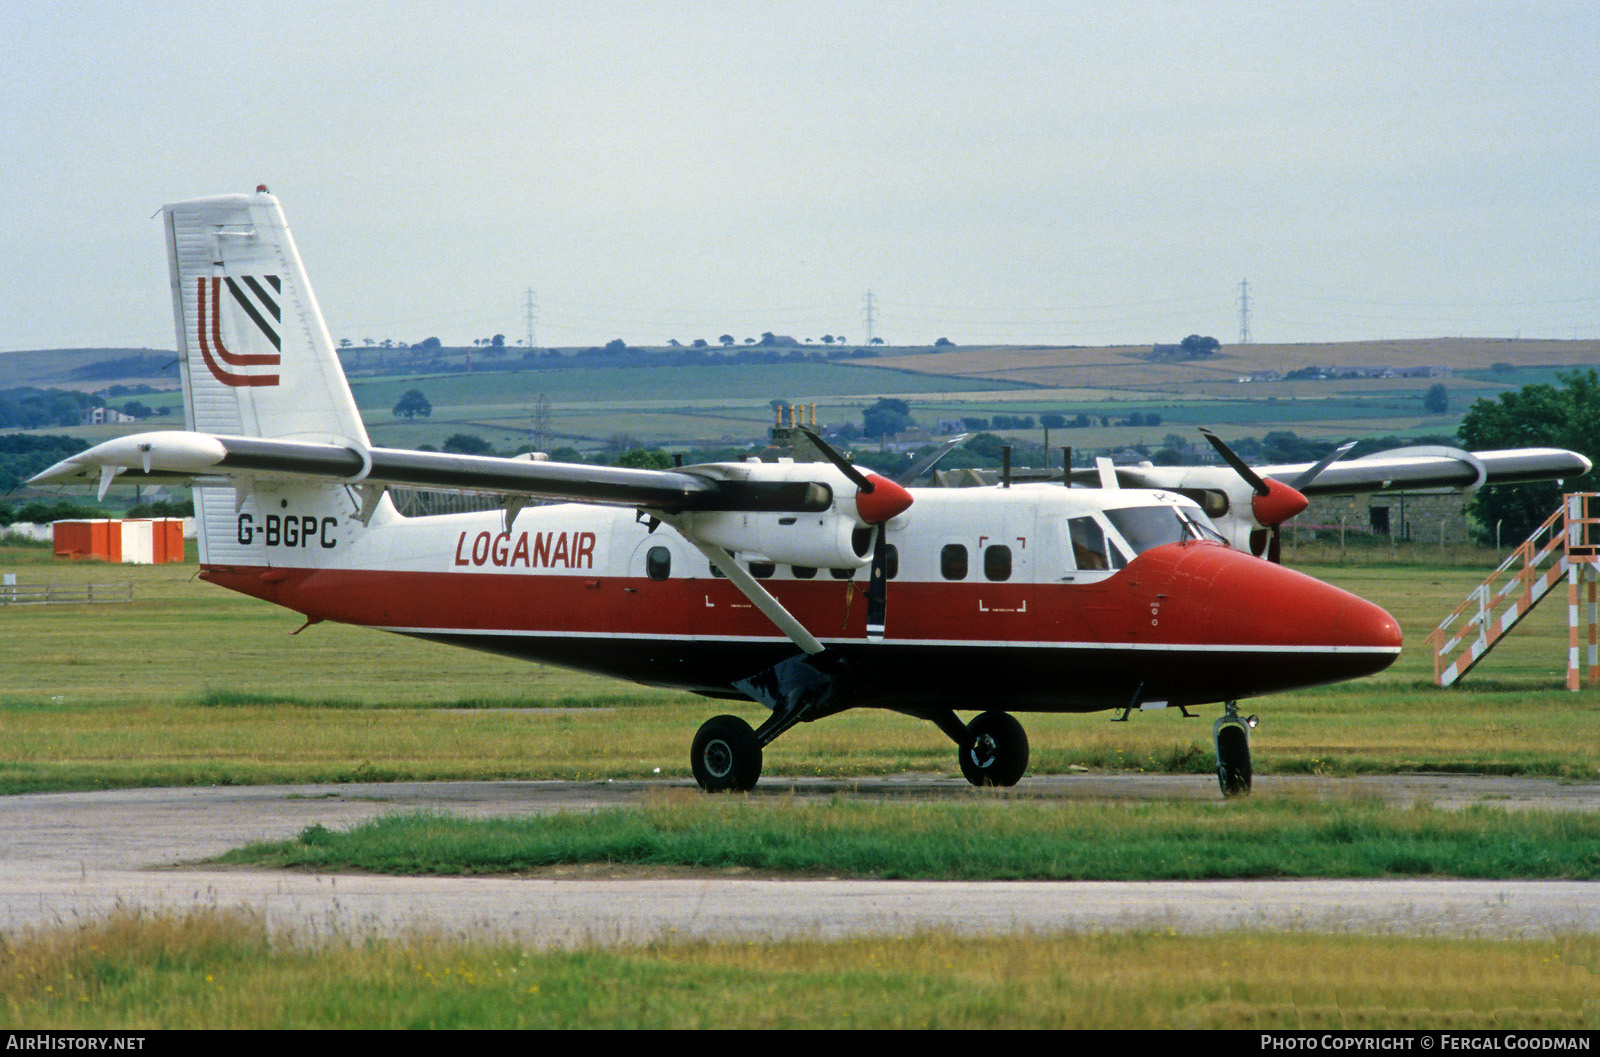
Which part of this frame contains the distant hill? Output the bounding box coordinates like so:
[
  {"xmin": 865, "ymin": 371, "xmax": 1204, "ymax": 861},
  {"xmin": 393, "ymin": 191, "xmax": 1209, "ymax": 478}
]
[
  {"xmin": 870, "ymin": 338, "xmax": 1600, "ymax": 395},
  {"xmin": 0, "ymin": 348, "xmax": 176, "ymax": 390}
]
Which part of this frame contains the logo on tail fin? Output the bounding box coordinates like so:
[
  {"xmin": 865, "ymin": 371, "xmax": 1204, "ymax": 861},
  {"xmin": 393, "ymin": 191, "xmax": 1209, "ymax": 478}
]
[{"xmin": 196, "ymin": 275, "xmax": 281, "ymax": 387}]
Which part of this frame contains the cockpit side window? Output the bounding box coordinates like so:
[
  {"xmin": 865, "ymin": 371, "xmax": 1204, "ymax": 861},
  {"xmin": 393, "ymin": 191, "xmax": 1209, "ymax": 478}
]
[
  {"xmin": 1067, "ymin": 516, "xmax": 1126, "ymax": 571},
  {"xmin": 1177, "ymin": 503, "xmax": 1229, "ymax": 544}
]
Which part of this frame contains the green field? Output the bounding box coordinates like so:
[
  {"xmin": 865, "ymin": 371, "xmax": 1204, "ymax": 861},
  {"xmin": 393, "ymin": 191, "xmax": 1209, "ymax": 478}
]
[
  {"xmin": 10, "ymin": 337, "xmax": 1599, "ymax": 468},
  {"xmin": 354, "ymin": 360, "xmax": 1013, "ymax": 450},
  {"xmin": 3, "ymin": 907, "xmax": 1595, "ymax": 1029}
]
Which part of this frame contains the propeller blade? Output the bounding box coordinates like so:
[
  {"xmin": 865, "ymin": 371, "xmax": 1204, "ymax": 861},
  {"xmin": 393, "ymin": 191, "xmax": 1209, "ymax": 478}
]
[
  {"xmin": 865, "ymin": 525, "xmax": 888, "ymax": 640},
  {"xmin": 1202, "ymin": 427, "xmax": 1309, "ymax": 530},
  {"xmin": 1199, "ymin": 428, "xmax": 1269, "ymax": 496},
  {"xmin": 1288, "ymin": 441, "xmax": 1356, "ymax": 491},
  {"xmin": 896, "ymin": 433, "xmax": 970, "ymax": 486},
  {"xmin": 798, "ymin": 426, "xmax": 873, "ymax": 492}
]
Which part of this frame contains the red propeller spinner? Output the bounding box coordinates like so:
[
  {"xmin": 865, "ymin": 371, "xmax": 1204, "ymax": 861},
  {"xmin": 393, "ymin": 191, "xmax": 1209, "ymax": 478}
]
[
  {"xmin": 799, "ymin": 427, "xmax": 915, "ymax": 525},
  {"xmin": 854, "ymin": 473, "xmax": 914, "ymax": 524}
]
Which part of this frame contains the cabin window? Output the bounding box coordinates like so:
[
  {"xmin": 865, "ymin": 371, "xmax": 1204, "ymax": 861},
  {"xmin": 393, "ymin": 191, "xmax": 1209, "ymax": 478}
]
[
  {"xmin": 1067, "ymin": 516, "xmax": 1126, "ymax": 571},
  {"xmin": 749, "ymin": 562, "xmax": 775, "ymax": 579},
  {"xmin": 646, "ymin": 546, "xmax": 671, "ymax": 581},
  {"xmin": 983, "ymin": 544, "xmax": 1012, "ymax": 582},
  {"xmin": 940, "ymin": 544, "xmax": 968, "ymax": 580},
  {"xmin": 792, "ymin": 565, "xmax": 817, "ymax": 579}
]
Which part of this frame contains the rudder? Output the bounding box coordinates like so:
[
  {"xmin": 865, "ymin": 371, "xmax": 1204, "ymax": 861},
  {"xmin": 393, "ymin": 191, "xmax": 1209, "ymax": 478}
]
[
  {"xmin": 165, "ymin": 189, "xmax": 368, "ymax": 447},
  {"xmin": 164, "ymin": 189, "xmax": 376, "ymax": 565}
]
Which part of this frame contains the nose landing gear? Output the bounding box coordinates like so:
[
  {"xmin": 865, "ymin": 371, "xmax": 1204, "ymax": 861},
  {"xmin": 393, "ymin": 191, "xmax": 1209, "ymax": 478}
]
[{"xmin": 1213, "ymin": 701, "xmax": 1257, "ymax": 798}]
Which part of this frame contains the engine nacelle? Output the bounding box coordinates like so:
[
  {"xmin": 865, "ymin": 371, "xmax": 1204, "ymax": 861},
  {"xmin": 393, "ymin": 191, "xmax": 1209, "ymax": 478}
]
[{"xmin": 675, "ymin": 508, "xmax": 870, "ymax": 569}]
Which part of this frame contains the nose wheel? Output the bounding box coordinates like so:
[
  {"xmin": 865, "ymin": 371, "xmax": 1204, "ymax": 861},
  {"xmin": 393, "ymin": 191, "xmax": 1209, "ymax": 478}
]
[{"xmin": 1213, "ymin": 701, "xmax": 1256, "ymax": 798}]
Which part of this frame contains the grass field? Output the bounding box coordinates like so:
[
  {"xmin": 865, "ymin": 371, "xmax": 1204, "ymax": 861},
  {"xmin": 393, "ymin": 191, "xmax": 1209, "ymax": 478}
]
[
  {"xmin": 226, "ymin": 794, "xmax": 1600, "ymax": 880},
  {"xmin": 4, "ymin": 907, "xmax": 1596, "ymax": 1029}
]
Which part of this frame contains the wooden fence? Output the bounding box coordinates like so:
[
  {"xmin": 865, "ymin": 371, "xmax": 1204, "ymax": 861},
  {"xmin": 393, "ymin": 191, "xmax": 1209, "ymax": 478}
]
[{"xmin": 0, "ymin": 582, "xmax": 134, "ymax": 606}]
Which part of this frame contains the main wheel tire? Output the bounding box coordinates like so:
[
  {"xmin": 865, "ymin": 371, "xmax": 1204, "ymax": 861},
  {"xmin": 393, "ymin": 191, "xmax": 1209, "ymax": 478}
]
[
  {"xmin": 958, "ymin": 710, "xmax": 1029, "ymax": 787},
  {"xmin": 1216, "ymin": 723, "xmax": 1252, "ymax": 798},
  {"xmin": 690, "ymin": 715, "xmax": 762, "ymax": 793}
]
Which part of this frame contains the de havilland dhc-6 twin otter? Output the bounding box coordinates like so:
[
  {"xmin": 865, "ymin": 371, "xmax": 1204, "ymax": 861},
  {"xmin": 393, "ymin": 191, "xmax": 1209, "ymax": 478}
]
[{"xmin": 32, "ymin": 189, "xmax": 1592, "ymax": 796}]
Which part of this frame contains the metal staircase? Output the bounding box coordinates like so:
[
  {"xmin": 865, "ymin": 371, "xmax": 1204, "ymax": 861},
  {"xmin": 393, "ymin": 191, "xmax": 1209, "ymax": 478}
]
[{"xmin": 1427, "ymin": 493, "xmax": 1599, "ymax": 690}]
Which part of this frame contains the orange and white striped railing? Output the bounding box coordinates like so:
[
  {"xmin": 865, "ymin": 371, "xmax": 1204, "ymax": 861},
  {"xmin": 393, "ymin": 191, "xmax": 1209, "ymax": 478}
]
[{"xmin": 1427, "ymin": 493, "xmax": 1599, "ymax": 689}]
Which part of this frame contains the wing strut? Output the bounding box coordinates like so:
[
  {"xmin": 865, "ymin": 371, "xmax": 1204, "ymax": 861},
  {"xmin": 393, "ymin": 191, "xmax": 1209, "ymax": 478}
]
[
  {"xmin": 657, "ymin": 513, "xmax": 851, "ymax": 746},
  {"xmin": 659, "ymin": 513, "xmax": 824, "ymax": 655}
]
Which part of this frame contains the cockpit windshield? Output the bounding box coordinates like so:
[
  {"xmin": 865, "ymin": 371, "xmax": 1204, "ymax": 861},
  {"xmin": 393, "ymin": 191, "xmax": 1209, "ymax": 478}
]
[
  {"xmin": 1106, "ymin": 503, "xmax": 1228, "ymax": 556},
  {"xmin": 1066, "ymin": 504, "xmax": 1226, "ymax": 574},
  {"xmin": 1105, "ymin": 505, "xmax": 1190, "ymax": 555},
  {"xmin": 1176, "ymin": 502, "xmax": 1229, "ymax": 544}
]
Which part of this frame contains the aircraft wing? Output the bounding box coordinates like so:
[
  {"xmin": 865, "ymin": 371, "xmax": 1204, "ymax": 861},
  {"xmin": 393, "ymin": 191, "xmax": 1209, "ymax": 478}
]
[
  {"xmin": 1253, "ymin": 446, "xmax": 1591, "ymax": 496},
  {"xmin": 27, "ymin": 431, "xmax": 833, "ymax": 513}
]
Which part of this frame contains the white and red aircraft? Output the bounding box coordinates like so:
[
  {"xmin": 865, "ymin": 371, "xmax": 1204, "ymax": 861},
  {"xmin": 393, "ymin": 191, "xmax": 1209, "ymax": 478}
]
[{"xmin": 32, "ymin": 190, "xmax": 1592, "ymax": 796}]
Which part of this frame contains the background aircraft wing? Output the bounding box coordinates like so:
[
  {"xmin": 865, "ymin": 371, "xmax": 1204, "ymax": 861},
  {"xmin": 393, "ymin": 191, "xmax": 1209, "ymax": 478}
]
[{"xmin": 1254, "ymin": 446, "xmax": 1591, "ymax": 496}]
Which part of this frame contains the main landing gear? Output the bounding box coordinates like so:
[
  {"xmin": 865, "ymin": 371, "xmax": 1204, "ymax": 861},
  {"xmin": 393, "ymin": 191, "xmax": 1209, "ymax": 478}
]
[
  {"xmin": 955, "ymin": 710, "xmax": 1030, "ymax": 787},
  {"xmin": 1212, "ymin": 700, "xmax": 1257, "ymax": 798},
  {"xmin": 689, "ymin": 707, "xmax": 1033, "ymax": 792},
  {"xmin": 690, "ymin": 715, "xmax": 764, "ymax": 793}
]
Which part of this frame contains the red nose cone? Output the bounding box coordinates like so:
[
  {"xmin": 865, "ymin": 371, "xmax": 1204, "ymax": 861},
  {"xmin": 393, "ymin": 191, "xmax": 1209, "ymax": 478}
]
[
  {"xmin": 1201, "ymin": 546, "xmax": 1402, "ymax": 653},
  {"xmin": 855, "ymin": 474, "xmax": 914, "ymax": 524},
  {"xmin": 1251, "ymin": 477, "xmax": 1309, "ymax": 527},
  {"xmin": 1135, "ymin": 543, "xmax": 1403, "ymax": 698}
]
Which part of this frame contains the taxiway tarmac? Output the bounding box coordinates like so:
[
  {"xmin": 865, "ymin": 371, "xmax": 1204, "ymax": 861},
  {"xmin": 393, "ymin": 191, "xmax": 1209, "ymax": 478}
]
[{"xmin": 1, "ymin": 775, "xmax": 1596, "ymax": 946}]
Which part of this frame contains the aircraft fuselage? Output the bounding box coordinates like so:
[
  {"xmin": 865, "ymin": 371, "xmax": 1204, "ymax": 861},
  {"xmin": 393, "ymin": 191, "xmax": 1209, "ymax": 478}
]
[{"xmin": 197, "ymin": 482, "xmax": 1402, "ymax": 713}]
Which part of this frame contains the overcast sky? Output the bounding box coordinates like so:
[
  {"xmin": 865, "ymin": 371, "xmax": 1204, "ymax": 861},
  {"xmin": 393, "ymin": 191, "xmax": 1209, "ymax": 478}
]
[{"xmin": 2, "ymin": 1, "xmax": 1596, "ymax": 352}]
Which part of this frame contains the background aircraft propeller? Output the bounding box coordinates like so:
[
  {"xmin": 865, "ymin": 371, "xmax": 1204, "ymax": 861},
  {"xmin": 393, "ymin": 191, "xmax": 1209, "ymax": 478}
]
[{"xmin": 1200, "ymin": 428, "xmax": 1351, "ymax": 563}]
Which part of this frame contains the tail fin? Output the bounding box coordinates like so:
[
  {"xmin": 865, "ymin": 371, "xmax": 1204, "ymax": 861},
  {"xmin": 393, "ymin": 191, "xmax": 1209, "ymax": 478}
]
[
  {"xmin": 165, "ymin": 189, "xmax": 368, "ymax": 447},
  {"xmin": 165, "ymin": 190, "xmax": 376, "ymax": 566}
]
